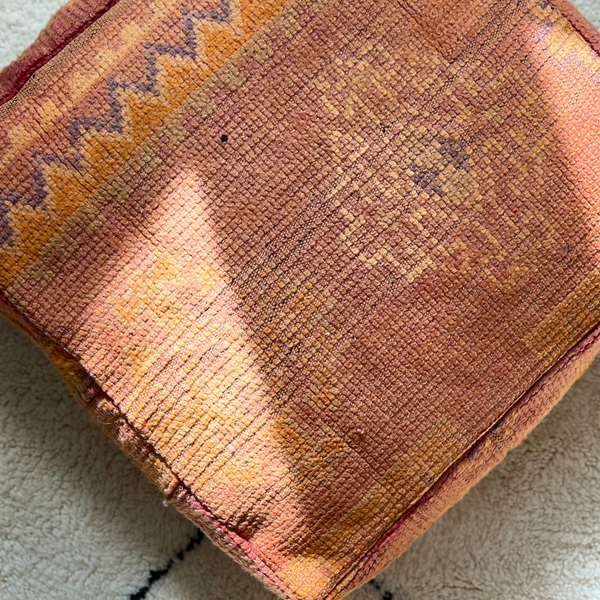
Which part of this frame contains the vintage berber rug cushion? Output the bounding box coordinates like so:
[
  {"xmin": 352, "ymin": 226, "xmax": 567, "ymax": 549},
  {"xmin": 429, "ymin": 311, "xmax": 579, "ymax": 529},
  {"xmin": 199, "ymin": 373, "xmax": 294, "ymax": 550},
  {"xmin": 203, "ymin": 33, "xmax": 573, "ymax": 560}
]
[{"xmin": 2, "ymin": 0, "xmax": 600, "ymax": 598}]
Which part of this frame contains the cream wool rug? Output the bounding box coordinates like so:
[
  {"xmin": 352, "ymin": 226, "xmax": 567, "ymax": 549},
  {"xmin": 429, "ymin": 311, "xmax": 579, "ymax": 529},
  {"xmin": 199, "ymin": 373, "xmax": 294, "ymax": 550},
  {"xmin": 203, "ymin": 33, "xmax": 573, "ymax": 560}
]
[{"xmin": 2, "ymin": 1, "xmax": 600, "ymax": 599}]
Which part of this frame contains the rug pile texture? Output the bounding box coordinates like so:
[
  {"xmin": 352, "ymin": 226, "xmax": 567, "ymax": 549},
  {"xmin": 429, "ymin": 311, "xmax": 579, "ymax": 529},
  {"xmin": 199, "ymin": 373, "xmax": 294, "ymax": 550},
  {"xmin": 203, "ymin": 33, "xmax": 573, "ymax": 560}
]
[{"xmin": 2, "ymin": 0, "xmax": 600, "ymax": 599}]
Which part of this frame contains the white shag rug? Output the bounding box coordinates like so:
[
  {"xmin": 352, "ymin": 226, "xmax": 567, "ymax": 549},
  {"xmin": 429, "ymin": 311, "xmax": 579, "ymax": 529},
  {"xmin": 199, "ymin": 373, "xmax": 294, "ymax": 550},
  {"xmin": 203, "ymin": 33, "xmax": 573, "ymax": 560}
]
[{"xmin": 2, "ymin": 1, "xmax": 600, "ymax": 599}]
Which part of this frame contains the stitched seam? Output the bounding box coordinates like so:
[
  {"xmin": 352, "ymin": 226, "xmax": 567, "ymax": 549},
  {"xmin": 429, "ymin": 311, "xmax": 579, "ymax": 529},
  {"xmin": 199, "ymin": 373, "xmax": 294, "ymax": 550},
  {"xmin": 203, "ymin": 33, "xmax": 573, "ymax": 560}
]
[
  {"xmin": 93, "ymin": 394, "xmax": 294, "ymax": 599},
  {"xmin": 0, "ymin": 0, "xmax": 123, "ymax": 107},
  {"xmin": 334, "ymin": 320, "xmax": 600, "ymax": 597},
  {"xmin": 548, "ymin": 0, "xmax": 600, "ymax": 55},
  {"xmin": 0, "ymin": 291, "xmax": 293, "ymax": 597},
  {"xmin": 4, "ymin": 280, "xmax": 598, "ymax": 600}
]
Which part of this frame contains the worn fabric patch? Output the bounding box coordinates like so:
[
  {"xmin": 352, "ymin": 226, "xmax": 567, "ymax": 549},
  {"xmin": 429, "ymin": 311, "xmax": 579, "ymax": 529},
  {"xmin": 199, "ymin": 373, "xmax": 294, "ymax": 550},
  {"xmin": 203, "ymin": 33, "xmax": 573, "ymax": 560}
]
[{"xmin": 1, "ymin": 0, "xmax": 600, "ymax": 598}]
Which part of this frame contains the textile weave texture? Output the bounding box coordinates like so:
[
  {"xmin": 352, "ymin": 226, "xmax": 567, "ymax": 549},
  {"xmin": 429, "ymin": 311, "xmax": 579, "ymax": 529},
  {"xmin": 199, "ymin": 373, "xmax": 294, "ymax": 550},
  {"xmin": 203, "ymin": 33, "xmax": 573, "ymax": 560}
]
[{"xmin": 1, "ymin": 0, "xmax": 600, "ymax": 598}]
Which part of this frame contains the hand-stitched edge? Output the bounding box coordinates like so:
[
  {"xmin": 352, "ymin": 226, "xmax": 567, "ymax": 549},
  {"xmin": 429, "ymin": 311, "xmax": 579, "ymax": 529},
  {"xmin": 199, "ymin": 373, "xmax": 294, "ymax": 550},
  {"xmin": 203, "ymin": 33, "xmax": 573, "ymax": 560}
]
[
  {"xmin": 87, "ymin": 399, "xmax": 294, "ymax": 600},
  {"xmin": 0, "ymin": 290, "xmax": 294, "ymax": 600},
  {"xmin": 549, "ymin": 0, "xmax": 600, "ymax": 56},
  {"xmin": 4, "ymin": 279, "xmax": 600, "ymax": 600},
  {"xmin": 333, "ymin": 319, "xmax": 600, "ymax": 598},
  {"xmin": 0, "ymin": 0, "xmax": 121, "ymax": 106}
]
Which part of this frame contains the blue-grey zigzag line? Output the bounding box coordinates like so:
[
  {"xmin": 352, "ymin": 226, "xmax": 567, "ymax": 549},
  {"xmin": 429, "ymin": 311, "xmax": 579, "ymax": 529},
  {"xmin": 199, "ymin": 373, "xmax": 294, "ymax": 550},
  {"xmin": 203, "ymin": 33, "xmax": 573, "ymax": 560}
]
[{"xmin": 0, "ymin": 0, "xmax": 231, "ymax": 246}]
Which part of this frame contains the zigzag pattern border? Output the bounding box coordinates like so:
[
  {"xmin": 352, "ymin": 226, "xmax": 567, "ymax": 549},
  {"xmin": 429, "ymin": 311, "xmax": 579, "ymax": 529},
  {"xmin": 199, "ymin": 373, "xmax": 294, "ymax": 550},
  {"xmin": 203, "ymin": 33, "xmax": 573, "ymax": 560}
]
[{"xmin": 0, "ymin": 0, "xmax": 232, "ymax": 246}]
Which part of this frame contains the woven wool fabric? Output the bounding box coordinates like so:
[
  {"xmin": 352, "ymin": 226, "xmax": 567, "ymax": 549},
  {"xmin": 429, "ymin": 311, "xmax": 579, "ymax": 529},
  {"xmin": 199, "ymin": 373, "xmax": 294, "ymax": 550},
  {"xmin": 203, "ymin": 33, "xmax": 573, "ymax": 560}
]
[{"xmin": 2, "ymin": 0, "xmax": 600, "ymax": 598}]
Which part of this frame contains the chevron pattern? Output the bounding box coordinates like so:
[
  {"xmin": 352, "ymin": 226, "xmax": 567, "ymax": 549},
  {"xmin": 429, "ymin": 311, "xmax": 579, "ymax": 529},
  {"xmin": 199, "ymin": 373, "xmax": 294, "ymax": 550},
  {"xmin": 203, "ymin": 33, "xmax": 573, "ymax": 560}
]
[{"xmin": 0, "ymin": 0, "xmax": 287, "ymax": 285}]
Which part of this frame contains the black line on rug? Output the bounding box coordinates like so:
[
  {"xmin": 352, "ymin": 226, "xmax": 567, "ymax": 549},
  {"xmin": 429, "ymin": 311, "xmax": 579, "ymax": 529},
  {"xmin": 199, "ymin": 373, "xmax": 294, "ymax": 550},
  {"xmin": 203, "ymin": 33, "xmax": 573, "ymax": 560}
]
[
  {"xmin": 129, "ymin": 528, "xmax": 204, "ymax": 600},
  {"xmin": 369, "ymin": 578, "xmax": 397, "ymax": 600}
]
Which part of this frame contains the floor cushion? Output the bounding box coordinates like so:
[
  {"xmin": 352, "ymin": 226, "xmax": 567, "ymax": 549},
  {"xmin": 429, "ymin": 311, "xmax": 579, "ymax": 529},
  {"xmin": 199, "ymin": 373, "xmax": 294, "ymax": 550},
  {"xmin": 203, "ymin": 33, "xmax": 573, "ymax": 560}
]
[{"xmin": 2, "ymin": 0, "xmax": 600, "ymax": 598}]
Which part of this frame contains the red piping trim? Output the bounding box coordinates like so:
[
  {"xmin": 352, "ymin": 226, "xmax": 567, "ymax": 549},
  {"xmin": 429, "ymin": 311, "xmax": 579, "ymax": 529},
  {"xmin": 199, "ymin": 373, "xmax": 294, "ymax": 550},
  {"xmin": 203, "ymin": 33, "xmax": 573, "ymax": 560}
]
[{"xmin": 0, "ymin": 0, "xmax": 122, "ymax": 106}]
